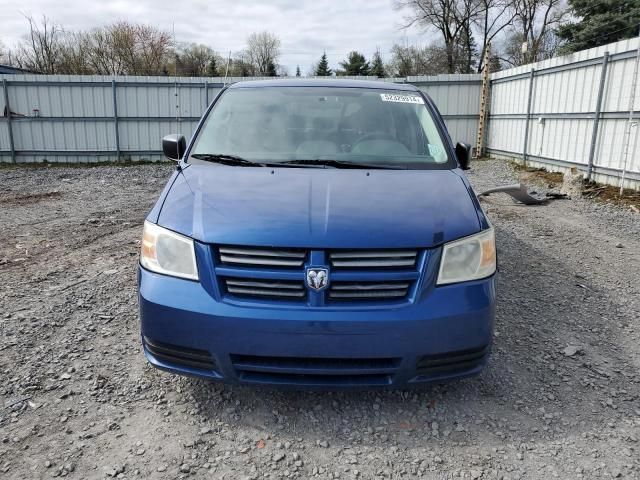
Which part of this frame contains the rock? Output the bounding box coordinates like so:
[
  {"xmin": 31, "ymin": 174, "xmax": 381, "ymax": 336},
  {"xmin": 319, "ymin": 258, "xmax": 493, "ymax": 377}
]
[
  {"xmin": 561, "ymin": 168, "xmax": 583, "ymax": 196},
  {"xmin": 615, "ymin": 243, "xmax": 624, "ymax": 248},
  {"xmin": 104, "ymin": 465, "xmax": 124, "ymax": 477},
  {"xmin": 563, "ymin": 345, "xmax": 581, "ymax": 357},
  {"xmin": 273, "ymin": 453, "xmax": 285, "ymax": 462},
  {"xmin": 180, "ymin": 464, "xmax": 190, "ymax": 473}
]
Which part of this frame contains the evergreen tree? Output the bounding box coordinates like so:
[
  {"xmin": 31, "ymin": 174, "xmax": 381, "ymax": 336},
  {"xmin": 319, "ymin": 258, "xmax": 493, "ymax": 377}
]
[
  {"xmin": 456, "ymin": 27, "xmax": 479, "ymax": 74},
  {"xmin": 207, "ymin": 57, "xmax": 218, "ymax": 77},
  {"xmin": 370, "ymin": 48, "xmax": 386, "ymax": 77},
  {"xmin": 315, "ymin": 52, "xmax": 332, "ymax": 76},
  {"xmin": 266, "ymin": 60, "xmax": 277, "ymax": 76},
  {"xmin": 338, "ymin": 51, "xmax": 370, "ymax": 76},
  {"xmin": 557, "ymin": 0, "xmax": 640, "ymax": 53},
  {"xmin": 296, "ymin": 65, "xmax": 301, "ymax": 77}
]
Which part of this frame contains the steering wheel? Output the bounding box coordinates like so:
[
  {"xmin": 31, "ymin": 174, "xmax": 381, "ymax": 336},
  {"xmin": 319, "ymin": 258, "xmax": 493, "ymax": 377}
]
[{"xmin": 351, "ymin": 132, "xmax": 399, "ymax": 150}]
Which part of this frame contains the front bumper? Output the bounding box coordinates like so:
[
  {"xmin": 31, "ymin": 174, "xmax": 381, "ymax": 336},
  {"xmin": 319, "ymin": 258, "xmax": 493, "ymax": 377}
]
[{"xmin": 138, "ymin": 264, "xmax": 496, "ymax": 389}]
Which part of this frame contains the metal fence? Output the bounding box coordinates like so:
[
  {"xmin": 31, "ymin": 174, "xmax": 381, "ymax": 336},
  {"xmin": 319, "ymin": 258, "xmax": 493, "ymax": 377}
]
[
  {"xmin": 0, "ymin": 74, "xmax": 481, "ymax": 164},
  {"xmin": 1, "ymin": 37, "xmax": 638, "ymax": 189},
  {"xmin": 487, "ymin": 37, "xmax": 640, "ymax": 189}
]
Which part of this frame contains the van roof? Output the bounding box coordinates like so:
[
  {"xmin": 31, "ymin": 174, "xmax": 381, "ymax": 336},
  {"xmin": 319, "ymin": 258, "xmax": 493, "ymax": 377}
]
[{"xmin": 229, "ymin": 78, "xmax": 420, "ymax": 91}]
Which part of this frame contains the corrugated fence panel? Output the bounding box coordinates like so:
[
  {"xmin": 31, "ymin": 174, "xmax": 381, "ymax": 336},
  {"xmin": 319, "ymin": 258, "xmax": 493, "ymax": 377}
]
[
  {"xmin": 487, "ymin": 37, "xmax": 640, "ymax": 189},
  {"xmin": 1, "ymin": 50, "xmax": 637, "ymax": 190},
  {"xmin": 487, "ymin": 118, "xmax": 526, "ymax": 154},
  {"xmin": 413, "ymin": 74, "xmax": 482, "ymax": 145},
  {"xmin": 0, "ymin": 74, "xmax": 481, "ymax": 165},
  {"xmin": 119, "ymin": 120, "xmax": 200, "ymax": 152}
]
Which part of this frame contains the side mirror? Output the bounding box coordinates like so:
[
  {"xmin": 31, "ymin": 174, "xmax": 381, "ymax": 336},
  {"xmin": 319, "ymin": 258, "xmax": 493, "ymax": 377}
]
[
  {"xmin": 455, "ymin": 142, "xmax": 472, "ymax": 170},
  {"xmin": 162, "ymin": 134, "xmax": 186, "ymax": 161}
]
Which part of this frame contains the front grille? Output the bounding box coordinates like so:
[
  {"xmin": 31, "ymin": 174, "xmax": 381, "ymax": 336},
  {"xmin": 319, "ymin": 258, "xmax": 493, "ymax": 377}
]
[
  {"xmin": 214, "ymin": 245, "xmax": 423, "ymax": 304},
  {"xmin": 223, "ymin": 278, "xmax": 306, "ymax": 299},
  {"xmin": 144, "ymin": 336, "xmax": 217, "ymax": 371},
  {"xmin": 329, "ymin": 250, "xmax": 418, "ymax": 269},
  {"xmin": 329, "ymin": 281, "xmax": 411, "ymax": 301},
  {"xmin": 231, "ymin": 354, "xmax": 400, "ymax": 386},
  {"xmin": 218, "ymin": 246, "xmax": 307, "ymax": 268},
  {"xmin": 416, "ymin": 346, "xmax": 489, "ymax": 376}
]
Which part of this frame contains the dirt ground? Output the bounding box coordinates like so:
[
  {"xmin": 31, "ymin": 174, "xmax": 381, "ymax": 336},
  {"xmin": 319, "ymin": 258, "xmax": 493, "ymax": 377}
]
[{"xmin": 1, "ymin": 160, "xmax": 639, "ymax": 480}]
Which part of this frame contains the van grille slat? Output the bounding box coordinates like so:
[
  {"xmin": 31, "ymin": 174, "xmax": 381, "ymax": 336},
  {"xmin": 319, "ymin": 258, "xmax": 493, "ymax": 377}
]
[
  {"xmin": 330, "ymin": 250, "xmax": 417, "ymax": 259},
  {"xmin": 219, "ymin": 247, "xmax": 306, "ymax": 258},
  {"xmin": 223, "ymin": 277, "xmax": 306, "ymax": 299},
  {"xmin": 329, "ymin": 250, "xmax": 418, "ymax": 269},
  {"xmin": 220, "ymin": 255, "xmax": 304, "ymax": 267},
  {"xmin": 332, "ymin": 282, "xmax": 411, "ymax": 291},
  {"xmin": 331, "ymin": 258, "xmax": 416, "ymax": 268},
  {"xmin": 329, "ymin": 281, "xmax": 410, "ymax": 301},
  {"xmin": 226, "ymin": 279, "xmax": 303, "ymax": 289},
  {"xmin": 226, "ymin": 286, "xmax": 306, "ymax": 298},
  {"xmin": 218, "ymin": 246, "xmax": 307, "ymax": 268}
]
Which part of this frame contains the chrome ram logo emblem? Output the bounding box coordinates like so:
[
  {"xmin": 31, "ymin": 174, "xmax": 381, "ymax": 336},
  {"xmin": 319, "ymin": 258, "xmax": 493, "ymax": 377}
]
[{"xmin": 306, "ymin": 267, "xmax": 329, "ymax": 291}]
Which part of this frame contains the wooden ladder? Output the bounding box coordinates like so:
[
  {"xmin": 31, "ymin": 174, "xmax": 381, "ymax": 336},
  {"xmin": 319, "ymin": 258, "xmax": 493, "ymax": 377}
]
[{"xmin": 475, "ymin": 44, "xmax": 492, "ymax": 159}]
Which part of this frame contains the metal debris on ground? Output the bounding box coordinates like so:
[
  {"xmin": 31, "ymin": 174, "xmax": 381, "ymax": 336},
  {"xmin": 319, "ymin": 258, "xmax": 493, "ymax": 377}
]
[{"xmin": 478, "ymin": 183, "xmax": 567, "ymax": 205}]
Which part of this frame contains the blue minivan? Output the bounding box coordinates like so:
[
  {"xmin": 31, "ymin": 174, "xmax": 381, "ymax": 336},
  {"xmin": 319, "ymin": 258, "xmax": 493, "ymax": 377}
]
[{"xmin": 138, "ymin": 79, "xmax": 496, "ymax": 388}]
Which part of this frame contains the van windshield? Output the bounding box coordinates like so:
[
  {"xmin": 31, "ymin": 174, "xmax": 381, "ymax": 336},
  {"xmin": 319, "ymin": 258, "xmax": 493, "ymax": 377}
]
[{"xmin": 189, "ymin": 86, "xmax": 453, "ymax": 169}]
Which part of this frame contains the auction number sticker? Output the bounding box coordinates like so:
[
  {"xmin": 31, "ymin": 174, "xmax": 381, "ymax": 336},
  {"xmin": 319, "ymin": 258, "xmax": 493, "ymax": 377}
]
[{"xmin": 380, "ymin": 93, "xmax": 425, "ymax": 104}]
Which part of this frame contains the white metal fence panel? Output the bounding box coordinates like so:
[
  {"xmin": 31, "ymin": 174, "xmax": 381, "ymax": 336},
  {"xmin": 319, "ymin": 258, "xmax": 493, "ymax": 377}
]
[
  {"xmin": 410, "ymin": 74, "xmax": 482, "ymax": 144},
  {"xmin": 487, "ymin": 37, "xmax": 640, "ymax": 189},
  {"xmin": 0, "ymin": 74, "xmax": 481, "ymax": 165},
  {"xmin": 2, "ymin": 42, "xmax": 638, "ymax": 191}
]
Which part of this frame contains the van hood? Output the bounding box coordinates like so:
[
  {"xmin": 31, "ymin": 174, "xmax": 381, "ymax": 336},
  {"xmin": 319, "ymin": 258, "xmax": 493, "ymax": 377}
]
[{"xmin": 156, "ymin": 165, "xmax": 481, "ymax": 249}]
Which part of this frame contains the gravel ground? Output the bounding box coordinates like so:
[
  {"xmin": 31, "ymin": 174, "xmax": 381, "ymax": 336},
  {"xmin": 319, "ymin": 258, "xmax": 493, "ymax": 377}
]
[{"xmin": 1, "ymin": 159, "xmax": 639, "ymax": 480}]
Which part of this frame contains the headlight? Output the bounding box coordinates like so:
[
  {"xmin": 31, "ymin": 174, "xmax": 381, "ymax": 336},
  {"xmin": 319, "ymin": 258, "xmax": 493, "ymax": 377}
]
[
  {"xmin": 437, "ymin": 228, "xmax": 496, "ymax": 285},
  {"xmin": 140, "ymin": 221, "xmax": 199, "ymax": 280}
]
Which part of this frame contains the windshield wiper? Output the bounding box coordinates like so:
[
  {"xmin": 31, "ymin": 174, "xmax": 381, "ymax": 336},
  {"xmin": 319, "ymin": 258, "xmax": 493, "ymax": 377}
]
[
  {"xmin": 190, "ymin": 153, "xmax": 267, "ymax": 167},
  {"xmin": 278, "ymin": 159, "xmax": 405, "ymax": 170}
]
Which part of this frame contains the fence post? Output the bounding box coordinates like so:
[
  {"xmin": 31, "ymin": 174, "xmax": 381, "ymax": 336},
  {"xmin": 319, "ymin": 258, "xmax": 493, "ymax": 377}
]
[
  {"xmin": 587, "ymin": 52, "xmax": 610, "ymax": 181},
  {"xmin": 522, "ymin": 68, "xmax": 535, "ymax": 166},
  {"xmin": 112, "ymin": 79, "xmax": 120, "ymax": 161},
  {"xmin": 2, "ymin": 78, "xmax": 16, "ymax": 164},
  {"xmin": 204, "ymin": 80, "xmax": 209, "ymax": 109}
]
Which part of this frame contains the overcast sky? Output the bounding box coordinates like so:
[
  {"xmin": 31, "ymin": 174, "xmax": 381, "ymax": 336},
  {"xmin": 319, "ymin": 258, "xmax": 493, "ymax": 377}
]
[{"xmin": 0, "ymin": 0, "xmax": 428, "ymax": 73}]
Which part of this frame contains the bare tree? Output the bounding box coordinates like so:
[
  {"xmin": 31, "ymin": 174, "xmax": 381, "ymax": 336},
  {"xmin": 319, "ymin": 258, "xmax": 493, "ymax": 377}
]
[
  {"xmin": 14, "ymin": 15, "xmax": 65, "ymax": 73},
  {"xmin": 387, "ymin": 42, "xmax": 452, "ymax": 76},
  {"xmin": 395, "ymin": 0, "xmax": 484, "ymax": 73},
  {"xmin": 80, "ymin": 22, "xmax": 171, "ymax": 75},
  {"xmin": 511, "ymin": 0, "xmax": 566, "ymax": 64},
  {"xmin": 57, "ymin": 32, "xmax": 93, "ymax": 74},
  {"xmin": 133, "ymin": 23, "xmax": 172, "ymax": 75},
  {"xmin": 0, "ymin": 39, "xmax": 8, "ymax": 64},
  {"xmin": 245, "ymin": 32, "xmax": 281, "ymax": 76},
  {"xmin": 228, "ymin": 51, "xmax": 256, "ymax": 77},
  {"xmin": 175, "ymin": 44, "xmax": 221, "ymax": 76},
  {"xmin": 474, "ymin": 0, "xmax": 517, "ymax": 72},
  {"xmin": 13, "ymin": 17, "xmax": 172, "ymax": 75}
]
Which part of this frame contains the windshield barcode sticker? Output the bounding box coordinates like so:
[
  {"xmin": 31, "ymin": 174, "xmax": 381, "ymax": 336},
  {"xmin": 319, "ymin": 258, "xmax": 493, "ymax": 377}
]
[{"xmin": 380, "ymin": 93, "xmax": 424, "ymax": 104}]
